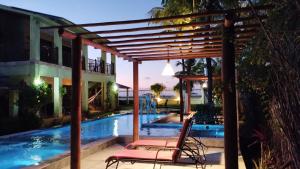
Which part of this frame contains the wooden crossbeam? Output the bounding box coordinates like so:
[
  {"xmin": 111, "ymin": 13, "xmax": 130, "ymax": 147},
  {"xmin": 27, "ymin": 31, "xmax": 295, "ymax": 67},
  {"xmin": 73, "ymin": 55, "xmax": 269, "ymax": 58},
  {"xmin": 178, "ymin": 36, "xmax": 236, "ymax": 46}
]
[
  {"xmin": 111, "ymin": 38, "xmax": 223, "ymax": 48},
  {"xmin": 58, "ymin": 29, "xmax": 130, "ymax": 60},
  {"xmin": 102, "ymin": 34, "xmax": 221, "ymax": 44},
  {"xmin": 111, "ymin": 35, "xmax": 251, "ymax": 48},
  {"xmin": 100, "ymin": 28, "xmax": 219, "ymax": 40},
  {"xmin": 99, "ymin": 30, "xmax": 255, "ymax": 44},
  {"xmin": 121, "ymin": 46, "xmax": 223, "ymax": 54},
  {"xmin": 80, "ymin": 16, "xmax": 264, "ymax": 35},
  {"xmin": 135, "ymin": 53, "xmax": 222, "ymax": 61},
  {"xmin": 98, "ymin": 25, "xmax": 258, "ymax": 40},
  {"xmin": 131, "ymin": 51, "xmax": 222, "ymax": 58},
  {"xmin": 118, "ymin": 43, "xmax": 223, "ymax": 52},
  {"xmin": 41, "ymin": 5, "xmax": 272, "ymax": 29},
  {"xmin": 80, "ymin": 20, "xmax": 224, "ymax": 35},
  {"xmin": 127, "ymin": 48, "xmax": 223, "ymax": 56}
]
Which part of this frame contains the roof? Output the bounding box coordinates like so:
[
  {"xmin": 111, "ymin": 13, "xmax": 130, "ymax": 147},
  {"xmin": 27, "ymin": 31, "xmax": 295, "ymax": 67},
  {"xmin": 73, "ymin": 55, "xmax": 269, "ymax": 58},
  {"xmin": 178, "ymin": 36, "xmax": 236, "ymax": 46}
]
[
  {"xmin": 116, "ymin": 83, "xmax": 131, "ymax": 89},
  {"xmin": 0, "ymin": 4, "xmax": 100, "ymax": 39}
]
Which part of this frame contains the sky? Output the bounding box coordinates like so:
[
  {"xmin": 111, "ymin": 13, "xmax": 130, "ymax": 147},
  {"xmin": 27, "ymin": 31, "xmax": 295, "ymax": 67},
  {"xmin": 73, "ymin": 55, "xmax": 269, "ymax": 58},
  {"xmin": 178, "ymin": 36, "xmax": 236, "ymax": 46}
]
[{"xmin": 0, "ymin": 0, "xmax": 182, "ymax": 89}]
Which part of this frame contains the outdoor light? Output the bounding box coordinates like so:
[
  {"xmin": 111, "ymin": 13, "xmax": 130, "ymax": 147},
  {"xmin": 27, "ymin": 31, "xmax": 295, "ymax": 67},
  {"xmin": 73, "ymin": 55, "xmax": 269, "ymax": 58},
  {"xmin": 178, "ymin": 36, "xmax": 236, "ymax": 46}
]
[
  {"xmin": 202, "ymin": 81, "xmax": 208, "ymax": 88},
  {"xmin": 161, "ymin": 59, "xmax": 175, "ymax": 76},
  {"xmin": 176, "ymin": 96, "xmax": 180, "ymax": 101},
  {"xmin": 112, "ymin": 84, "xmax": 118, "ymax": 92},
  {"xmin": 156, "ymin": 97, "xmax": 162, "ymax": 103},
  {"xmin": 33, "ymin": 77, "xmax": 43, "ymax": 86},
  {"xmin": 161, "ymin": 46, "xmax": 174, "ymax": 76}
]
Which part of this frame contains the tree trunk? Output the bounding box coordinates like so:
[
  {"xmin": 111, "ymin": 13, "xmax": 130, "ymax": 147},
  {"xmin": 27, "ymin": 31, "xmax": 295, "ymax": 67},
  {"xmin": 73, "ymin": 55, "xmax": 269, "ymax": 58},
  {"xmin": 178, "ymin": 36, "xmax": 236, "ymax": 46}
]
[{"xmin": 206, "ymin": 58, "xmax": 213, "ymax": 105}]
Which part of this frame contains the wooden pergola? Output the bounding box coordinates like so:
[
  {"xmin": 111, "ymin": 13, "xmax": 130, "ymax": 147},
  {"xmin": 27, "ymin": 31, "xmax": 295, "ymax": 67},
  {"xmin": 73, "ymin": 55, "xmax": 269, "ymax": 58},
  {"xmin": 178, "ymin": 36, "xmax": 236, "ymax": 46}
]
[
  {"xmin": 42, "ymin": 4, "xmax": 272, "ymax": 169},
  {"xmin": 175, "ymin": 74, "xmax": 221, "ymax": 121}
]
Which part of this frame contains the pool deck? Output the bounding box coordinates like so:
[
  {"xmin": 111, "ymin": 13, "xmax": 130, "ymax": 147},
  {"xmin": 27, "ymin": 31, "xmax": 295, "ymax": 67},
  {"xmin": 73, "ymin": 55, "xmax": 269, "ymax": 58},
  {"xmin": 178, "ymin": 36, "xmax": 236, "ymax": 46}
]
[{"xmin": 60, "ymin": 144, "xmax": 246, "ymax": 169}]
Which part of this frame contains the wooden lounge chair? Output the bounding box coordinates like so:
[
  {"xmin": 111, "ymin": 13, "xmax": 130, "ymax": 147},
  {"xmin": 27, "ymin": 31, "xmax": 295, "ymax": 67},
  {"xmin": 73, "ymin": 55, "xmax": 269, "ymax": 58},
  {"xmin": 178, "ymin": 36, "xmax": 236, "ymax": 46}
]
[
  {"xmin": 105, "ymin": 116, "xmax": 206, "ymax": 169},
  {"xmin": 125, "ymin": 112, "xmax": 207, "ymax": 158}
]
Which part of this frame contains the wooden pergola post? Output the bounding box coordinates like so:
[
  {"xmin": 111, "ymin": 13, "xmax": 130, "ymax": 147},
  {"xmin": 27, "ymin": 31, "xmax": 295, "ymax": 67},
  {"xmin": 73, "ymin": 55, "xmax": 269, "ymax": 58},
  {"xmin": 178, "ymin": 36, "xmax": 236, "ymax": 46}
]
[
  {"xmin": 179, "ymin": 78, "xmax": 184, "ymax": 122},
  {"xmin": 133, "ymin": 60, "xmax": 139, "ymax": 141},
  {"xmin": 71, "ymin": 36, "xmax": 82, "ymax": 169},
  {"xmin": 186, "ymin": 80, "xmax": 191, "ymax": 114},
  {"xmin": 222, "ymin": 12, "xmax": 238, "ymax": 169}
]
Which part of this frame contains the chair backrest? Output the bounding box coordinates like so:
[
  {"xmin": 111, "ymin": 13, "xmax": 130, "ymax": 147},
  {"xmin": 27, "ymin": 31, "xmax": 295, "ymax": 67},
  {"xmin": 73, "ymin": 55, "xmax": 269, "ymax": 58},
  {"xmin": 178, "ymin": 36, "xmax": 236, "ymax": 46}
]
[{"xmin": 172, "ymin": 113, "xmax": 195, "ymax": 162}]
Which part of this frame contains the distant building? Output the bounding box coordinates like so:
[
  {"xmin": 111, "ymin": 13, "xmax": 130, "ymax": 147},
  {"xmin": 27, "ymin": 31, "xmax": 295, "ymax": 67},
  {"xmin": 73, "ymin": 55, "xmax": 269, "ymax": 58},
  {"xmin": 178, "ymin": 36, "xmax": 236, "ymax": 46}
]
[{"xmin": 0, "ymin": 4, "xmax": 117, "ymax": 118}]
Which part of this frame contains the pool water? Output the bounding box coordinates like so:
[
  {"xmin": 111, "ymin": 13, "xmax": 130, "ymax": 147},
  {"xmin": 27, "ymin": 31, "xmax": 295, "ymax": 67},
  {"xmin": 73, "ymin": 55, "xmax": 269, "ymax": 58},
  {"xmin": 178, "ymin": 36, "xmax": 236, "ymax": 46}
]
[{"xmin": 0, "ymin": 114, "xmax": 223, "ymax": 169}]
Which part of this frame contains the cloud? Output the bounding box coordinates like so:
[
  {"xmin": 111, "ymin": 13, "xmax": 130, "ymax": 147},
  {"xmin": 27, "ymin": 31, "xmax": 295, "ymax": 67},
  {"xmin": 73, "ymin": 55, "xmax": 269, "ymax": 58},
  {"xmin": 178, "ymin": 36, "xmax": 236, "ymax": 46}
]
[{"xmin": 145, "ymin": 77, "xmax": 151, "ymax": 80}]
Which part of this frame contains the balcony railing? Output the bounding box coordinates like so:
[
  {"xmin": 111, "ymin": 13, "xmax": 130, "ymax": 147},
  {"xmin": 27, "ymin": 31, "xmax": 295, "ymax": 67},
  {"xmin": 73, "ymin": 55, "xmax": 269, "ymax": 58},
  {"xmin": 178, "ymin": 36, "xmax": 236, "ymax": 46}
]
[{"xmin": 88, "ymin": 59, "xmax": 115, "ymax": 75}]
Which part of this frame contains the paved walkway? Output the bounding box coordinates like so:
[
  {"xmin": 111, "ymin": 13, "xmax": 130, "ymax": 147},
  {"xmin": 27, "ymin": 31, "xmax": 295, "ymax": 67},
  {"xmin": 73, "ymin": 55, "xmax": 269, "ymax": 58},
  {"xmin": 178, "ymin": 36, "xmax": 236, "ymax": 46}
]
[{"xmin": 61, "ymin": 144, "xmax": 246, "ymax": 169}]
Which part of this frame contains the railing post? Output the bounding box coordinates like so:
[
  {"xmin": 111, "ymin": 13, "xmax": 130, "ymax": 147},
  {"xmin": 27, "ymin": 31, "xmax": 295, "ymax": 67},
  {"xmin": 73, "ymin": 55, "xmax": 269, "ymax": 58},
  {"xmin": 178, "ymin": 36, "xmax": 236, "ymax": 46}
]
[
  {"xmin": 222, "ymin": 12, "xmax": 238, "ymax": 169},
  {"xmin": 179, "ymin": 78, "xmax": 184, "ymax": 122},
  {"xmin": 186, "ymin": 80, "xmax": 191, "ymax": 114},
  {"xmin": 133, "ymin": 60, "xmax": 139, "ymax": 141},
  {"xmin": 71, "ymin": 36, "xmax": 82, "ymax": 169}
]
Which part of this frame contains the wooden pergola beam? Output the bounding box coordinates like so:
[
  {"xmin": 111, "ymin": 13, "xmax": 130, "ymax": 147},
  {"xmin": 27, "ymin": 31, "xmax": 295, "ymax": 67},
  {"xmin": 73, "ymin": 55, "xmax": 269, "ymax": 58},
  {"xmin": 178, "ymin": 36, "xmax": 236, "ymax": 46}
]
[
  {"xmin": 135, "ymin": 53, "xmax": 222, "ymax": 61},
  {"xmin": 80, "ymin": 16, "xmax": 263, "ymax": 35},
  {"xmin": 100, "ymin": 25, "xmax": 258, "ymax": 40},
  {"xmin": 128, "ymin": 48, "xmax": 228, "ymax": 56},
  {"xmin": 118, "ymin": 43, "xmax": 223, "ymax": 52},
  {"xmin": 131, "ymin": 51, "xmax": 222, "ymax": 57},
  {"xmin": 122, "ymin": 47, "xmax": 224, "ymax": 55},
  {"xmin": 121, "ymin": 44, "xmax": 245, "ymax": 54},
  {"xmin": 110, "ymin": 35, "xmax": 251, "ymax": 48},
  {"xmin": 111, "ymin": 38, "xmax": 223, "ymax": 48},
  {"xmin": 102, "ymin": 34, "xmax": 222, "ymax": 44},
  {"xmin": 41, "ymin": 5, "xmax": 272, "ymax": 29},
  {"xmin": 98, "ymin": 30, "xmax": 255, "ymax": 45},
  {"xmin": 82, "ymin": 20, "xmax": 224, "ymax": 35},
  {"xmin": 175, "ymin": 75, "xmax": 221, "ymax": 81},
  {"xmin": 58, "ymin": 29, "xmax": 130, "ymax": 60},
  {"xmin": 100, "ymin": 28, "xmax": 219, "ymax": 40}
]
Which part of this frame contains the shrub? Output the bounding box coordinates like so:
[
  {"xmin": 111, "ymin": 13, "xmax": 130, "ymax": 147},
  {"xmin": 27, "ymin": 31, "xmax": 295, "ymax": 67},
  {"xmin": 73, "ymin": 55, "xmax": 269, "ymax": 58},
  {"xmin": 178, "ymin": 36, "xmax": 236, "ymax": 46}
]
[{"xmin": 193, "ymin": 104, "xmax": 222, "ymax": 124}]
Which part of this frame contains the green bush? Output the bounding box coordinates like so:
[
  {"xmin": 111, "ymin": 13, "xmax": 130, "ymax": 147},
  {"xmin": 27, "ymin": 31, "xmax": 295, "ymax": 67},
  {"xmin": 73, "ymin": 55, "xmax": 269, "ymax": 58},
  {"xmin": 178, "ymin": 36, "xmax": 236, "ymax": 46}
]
[{"xmin": 193, "ymin": 104, "xmax": 222, "ymax": 124}]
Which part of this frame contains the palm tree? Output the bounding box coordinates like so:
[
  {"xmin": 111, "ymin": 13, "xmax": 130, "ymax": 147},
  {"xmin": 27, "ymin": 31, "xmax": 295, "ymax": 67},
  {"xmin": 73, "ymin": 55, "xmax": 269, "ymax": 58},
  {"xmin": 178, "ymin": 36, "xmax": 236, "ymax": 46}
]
[{"xmin": 148, "ymin": 0, "xmax": 238, "ymax": 106}]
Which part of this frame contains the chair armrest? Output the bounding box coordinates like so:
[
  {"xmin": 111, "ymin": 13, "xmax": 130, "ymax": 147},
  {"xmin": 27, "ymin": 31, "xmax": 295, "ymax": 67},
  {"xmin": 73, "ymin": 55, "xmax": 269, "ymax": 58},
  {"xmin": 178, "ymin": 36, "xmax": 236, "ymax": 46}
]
[{"xmin": 155, "ymin": 147, "xmax": 179, "ymax": 160}]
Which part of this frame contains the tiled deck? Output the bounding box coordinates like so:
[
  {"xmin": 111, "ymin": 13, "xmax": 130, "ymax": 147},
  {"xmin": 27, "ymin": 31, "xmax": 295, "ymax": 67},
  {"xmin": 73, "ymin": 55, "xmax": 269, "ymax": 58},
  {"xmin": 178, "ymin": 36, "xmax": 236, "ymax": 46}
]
[{"xmin": 61, "ymin": 144, "xmax": 246, "ymax": 169}]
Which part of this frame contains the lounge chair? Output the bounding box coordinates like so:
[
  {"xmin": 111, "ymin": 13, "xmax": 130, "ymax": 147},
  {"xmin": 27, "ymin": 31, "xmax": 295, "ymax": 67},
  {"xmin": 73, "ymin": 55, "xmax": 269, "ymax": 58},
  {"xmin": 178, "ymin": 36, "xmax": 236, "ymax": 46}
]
[
  {"xmin": 125, "ymin": 112, "xmax": 207, "ymax": 158},
  {"xmin": 105, "ymin": 116, "xmax": 206, "ymax": 169}
]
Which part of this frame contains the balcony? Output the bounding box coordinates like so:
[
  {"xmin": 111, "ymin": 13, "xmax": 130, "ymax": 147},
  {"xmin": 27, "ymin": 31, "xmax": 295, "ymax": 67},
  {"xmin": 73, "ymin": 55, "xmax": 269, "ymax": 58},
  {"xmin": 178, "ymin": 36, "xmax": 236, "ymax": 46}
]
[{"xmin": 88, "ymin": 59, "xmax": 115, "ymax": 75}]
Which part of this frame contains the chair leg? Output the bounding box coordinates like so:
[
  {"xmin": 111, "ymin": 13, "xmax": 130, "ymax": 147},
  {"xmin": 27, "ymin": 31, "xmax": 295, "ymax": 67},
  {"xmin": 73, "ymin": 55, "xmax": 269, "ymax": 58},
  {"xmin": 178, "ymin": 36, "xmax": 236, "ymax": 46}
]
[{"xmin": 115, "ymin": 161, "xmax": 120, "ymax": 169}]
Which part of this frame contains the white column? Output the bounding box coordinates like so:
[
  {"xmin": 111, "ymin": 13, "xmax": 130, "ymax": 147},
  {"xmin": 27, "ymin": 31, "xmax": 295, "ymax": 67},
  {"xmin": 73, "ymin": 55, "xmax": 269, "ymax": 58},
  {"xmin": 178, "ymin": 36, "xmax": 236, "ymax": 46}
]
[
  {"xmin": 30, "ymin": 16, "xmax": 40, "ymax": 61},
  {"xmin": 53, "ymin": 77, "xmax": 62, "ymax": 117},
  {"xmin": 9, "ymin": 90, "xmax": 19, "ymax": 117},
  {"xmin": 82, "ymin": 80, "xmax": 89, "ymax": 112}
]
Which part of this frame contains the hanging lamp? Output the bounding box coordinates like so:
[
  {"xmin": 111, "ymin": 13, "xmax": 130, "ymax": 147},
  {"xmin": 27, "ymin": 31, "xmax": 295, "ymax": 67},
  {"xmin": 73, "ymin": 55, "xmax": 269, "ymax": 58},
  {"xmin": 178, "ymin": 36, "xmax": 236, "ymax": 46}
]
[{"xmin": 161, "ymin": 46, "xmax": 175, "ymax": 76}]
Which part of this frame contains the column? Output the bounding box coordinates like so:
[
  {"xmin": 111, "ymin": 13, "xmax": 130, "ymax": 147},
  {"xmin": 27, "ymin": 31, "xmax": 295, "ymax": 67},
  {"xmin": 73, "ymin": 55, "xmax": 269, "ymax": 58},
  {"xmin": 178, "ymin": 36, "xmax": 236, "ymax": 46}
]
[
  {"xmin": 82, "ymin": 45, "xmax": 88, "ymax": 70},
  {"xmin": 53, "ymin": 77, "xmax": 62, "ymax": 117},
  {"xmin": 101, "ymin": 51, "xmax": 107, "ymax": 74},
  {"xmin": 222, "ymin": 12, "xmax": 238, "ymax": 169},
  {"xmin": 82, "ymin": 80, "xmax": 89, "ymax": 112},
  {"xmin": 102, "ymin": 81, "xmax": 107, "ymax": 110},
  {"xmin": 186, "ymin": 80, "xmax": 191, "ymax": 114},
  {"xmin": 9, "ymin": 90, "xmax": 19, "ymax": 117},
  {"xmin": 133, "ymin": 61, "xmax": 139, "ymax": 141},
  {"xmin": 71, "ymin": 36, "xmax": 82, "ymax": 169},
  {"xmin": 111, "ymin": 54, "xmax": 116, "ymax": 75},
  {"xmin": 179, "ymin": 78, "xmax": 184, "ymax": 122},
  {"xmin": 54, "ymin": 29, "xmax": 62, "ymax": 65},
  {"xmin": 30, "ymin": 16, "xmax": 40, "ymax": 61}
]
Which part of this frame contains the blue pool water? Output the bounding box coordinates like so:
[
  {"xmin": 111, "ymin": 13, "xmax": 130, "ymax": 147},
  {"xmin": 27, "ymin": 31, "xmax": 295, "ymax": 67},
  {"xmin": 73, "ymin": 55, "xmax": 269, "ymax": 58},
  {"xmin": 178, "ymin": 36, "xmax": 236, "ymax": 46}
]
[{"xmin": 0, "ymin": 114, "xmax": 223, "ymax": 169}]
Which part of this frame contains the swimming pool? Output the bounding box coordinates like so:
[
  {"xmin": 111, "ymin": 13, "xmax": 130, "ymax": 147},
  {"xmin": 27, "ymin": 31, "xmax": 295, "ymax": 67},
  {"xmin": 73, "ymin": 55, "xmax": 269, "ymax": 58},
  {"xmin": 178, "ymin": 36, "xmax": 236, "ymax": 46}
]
[{"xmin": 0, "ymin": 113, "xmax": 223, "ymax": 169}]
